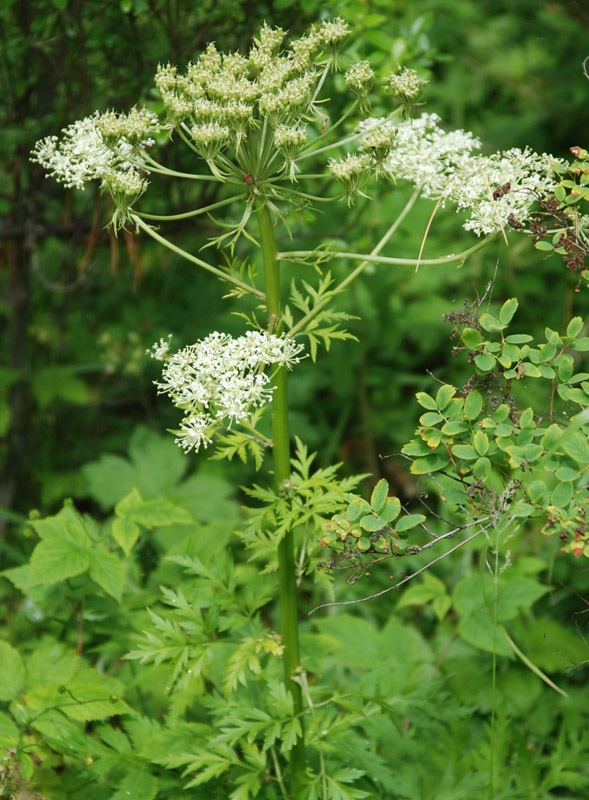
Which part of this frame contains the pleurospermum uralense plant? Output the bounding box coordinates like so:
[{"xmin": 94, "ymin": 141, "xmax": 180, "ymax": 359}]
[{"xmin": 22, "ymin": 18, "xmax": 589, "ymax": 800}]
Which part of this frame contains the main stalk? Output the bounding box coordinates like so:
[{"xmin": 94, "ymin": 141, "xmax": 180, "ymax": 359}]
[{"xmin": 256, "ymin": 202, "xmax": 305, "ymax": 794}]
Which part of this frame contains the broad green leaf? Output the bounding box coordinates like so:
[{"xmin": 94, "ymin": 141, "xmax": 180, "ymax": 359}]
[
  {"xmin": 0, "ymin": 642, "xmax": 24, "ymax": 701},
  {"xmin": 360, "ymin": 515, "xmax": 385, "ymax": 532},
  {"xmin": 111, "ymin": 771, "xmax": 158, "ymax": 800},
  {"xmin": 420, "ymin": 411, "xmax": 444, "ymax": 426},
  {"xmin": 519, "ymin": 407, "xmax": 534, "ymax": 429},
  {"xmin": 479, "ymin": 313, "xmax": 503, "ymax": 332},
  {"xmin": 464, "ymin": 390, "xmax": 483, "ymax": 419},
  {"xmin": 452, "ymin": 444, "xmax": 478, "ymax": 460},
  {"xmin": 526, "ymin": 480, "xmax": 547, "ymax": 502},
  {"xmin": 550, "ymin": 481, "xmax": 573, "ymax": 509},
  {"xmin": 26, "ymin": 643, "xmax": 78, "ymax": 690},
  {"xmin": 396, "ymin": 584, "xmax": 440, "ymax": 608},
  {"xmin": 435, "ymin": 384, "xmax": 456, "ymax": 411},
  {"xmin": 415, "ymin": 391, "xmax": 437, "ymax": 410},
  {"xmin": 473, "ymin": 430, "xmax": 489, "ymax": 456},
  {"xmin": 57, "ymin": 682, "xmax": 132, "ymax": 721},
  {"xmin": 473, "ymin": 456, "xmax": 491, "ymax": 480},
  {"xmin": 29, "ymin": 538, "xmax": 90, "ymax": 586},
  {"xmin": 125, "ymin": 499, "xmax": 193, "ymax": 527},
  {"xmin": 410, "ymin": 453, "xmax": 449, "ymax": 474},
  {"xmin": 474, "ymin": 353, "xmax": 495, "ymax": 372},
  {"xmin": 562, "ymin": 432, "xmax": 589, "ymax": 465},
  {"xmin": 542, "ymin": 424, "xmax": 561, "ymax": 450},
  {"xmin": 344, "ymin": 499, "xmax": 369, "ymax": 522},
  {"xmin": 461, "ymin": 327, "xmax": 483, "ymax": 348},
  {"xmin": 458, "ymin": 612, "xmax": 512, "ymax": 656},
  {"xmin": 505, "ymin": 334, "xmax": 533, "ymax": 344},
  {"xmin": 396, "ymin": 514, "xmax": 425, "ymax": 533},
  {"xmin": 112, "ymin": 517, "xmax": 140, "ymax": 556},
  {"xmin": 370, "ymin": 479, "xmax": 389, "ymax": 514},
  {"xmin": 442, "ymin": 419, "xmax": 468, "ymax": 435},
  {"xmin": 380, "ymin": 496, "xmax": 401, "ymax": 523},
  {"xmin": 88, "ymin": 549, "xmax": 125, "ymax": 601},
  {"xmin": 571, "ymin": 336, "xmax": 589, "ymax": 351},
  {"xmin": 522, "ymin": 362, "xmax": 541, "ymax": 377},
  {"xmin": 115, "ymin": 487, "xmax": 142, "ymax": 516},
  {"xmin": 534, "ymin": 240, "xmax": 554, "ymax": 251},
  {"xmin": 499, "ymin": 297, "xmax": 518, "ymax": 326},
  {"xmin": 432, "ymin": 594, "xmax": 451, "ymax": 621},
  {"xmin": 0, "ymin": 712, "xmax": 19, "ymax": 747}
]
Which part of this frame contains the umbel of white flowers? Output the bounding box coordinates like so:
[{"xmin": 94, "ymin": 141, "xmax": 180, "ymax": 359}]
[
  {"xmin": 148, "ymin": 331, "xmax": 304, "ymax": 453},
  {"xmin": 349, "ymin": 114, "xmax": 562, "ymax": 234},
  {"xmin": 30, "ymin": 18, "xmax": 561, "ymax": 237}
]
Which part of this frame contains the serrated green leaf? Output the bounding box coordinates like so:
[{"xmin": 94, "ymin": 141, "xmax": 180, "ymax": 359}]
[
  {"xmin": 0, "ymin": 712, "xmax": 19, "ymax": 747},
  {"xmin": 88, "ymin": 549, "xmax": 125, "ymax": 601},
  {"xmin": 112, "ymin": 517, "xmax": 140, "ymax": 556},
  {"xmin": 0, "ymin": 642, "xmax": 24, "ymax": 701},
  {"xmin": 29, "ymin": 538, "xmax": 90, "ymax": 586},
  {"xmin": 26, "ymin": 644, "xmax": 78, "ymax": 690},
  {"xmin": 111, "ymin": 771, "xmax": 158, "ymax": 800}
]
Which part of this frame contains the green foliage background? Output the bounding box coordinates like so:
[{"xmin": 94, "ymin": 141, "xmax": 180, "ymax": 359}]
[{"xmin": 1, "ymin": 1, "xmax": 589, "ymax": 798}]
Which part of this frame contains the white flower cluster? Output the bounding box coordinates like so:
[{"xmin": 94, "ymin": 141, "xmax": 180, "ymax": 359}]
[
  {"xmin": 149, "ymin": 331, "xmax": 305, "ymax": 453},
  {"xmin": 445, "ymin": 148, "xmax": 561, "ymax": 235},
  {"xmin": 30, "ymin": 108, "xmax": 159, "ymax": 192},
  {"xmin": 360, "ymin": 113, "xmax": 480, "ymax": 197},
  {"xmin": 357, "ymin": 113, "xmax": 560, "ymax": 235}
]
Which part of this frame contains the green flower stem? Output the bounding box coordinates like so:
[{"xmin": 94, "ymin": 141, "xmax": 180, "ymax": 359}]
[
  {"xmin": 141, "ymin": 152, "xmax": 224, "ymax": 181},
  {"xmin": 278, "ymin": 234, "xmax": 492, "ymax": 268},
  {"xmin": 286, "ymin": 188, "xmax": 421, "ymax": 337},
  {"xmin": 256, "ymin": 201, "xmax": 306, "ymax": 794},
  {"xmin": 134, "ymin": 193, "xmax": 247, "ymax": 221},
  {"xmin": 130, "ymin": 214, "xmax": 265, "ymax": 299}
]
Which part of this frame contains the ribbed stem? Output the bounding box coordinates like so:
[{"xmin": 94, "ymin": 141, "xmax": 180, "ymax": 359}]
[{"xmin": 256, "ymin": 202, "xmax": 305, "ymax": 795}]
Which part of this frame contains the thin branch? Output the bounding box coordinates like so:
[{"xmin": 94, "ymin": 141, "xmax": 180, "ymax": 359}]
[
  {"xmin": 130, "ymin": 214, "xmax": 265, "ymax": 299},
  {"xmin": 309, "ymin": 525, "xmax": 489, "ymax": 614}
]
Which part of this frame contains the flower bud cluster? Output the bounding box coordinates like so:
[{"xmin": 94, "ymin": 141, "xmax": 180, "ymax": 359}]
[
  {"xmin": 328, "ymin": 152, "xmax": 372, "ymax": 204},
  {"xmin": 152, "ymin": 19, "xmax": 351, "ymax": 178},
  {"xmin": 386, "ymin": 67, "xmax": 428, "ymax": 101},
  {"xmin": 345, "ymin": 61, "xmax": 374, "ymax": 112},
  {"xmin": 149, "ymin": 331, "xmax": 305, "ymax": 453}
]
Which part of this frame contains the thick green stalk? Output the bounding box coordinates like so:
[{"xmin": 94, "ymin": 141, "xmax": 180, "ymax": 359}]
[{"xmin": 256, "ymin": 201, "xmax": 305, "ymax": 795}]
